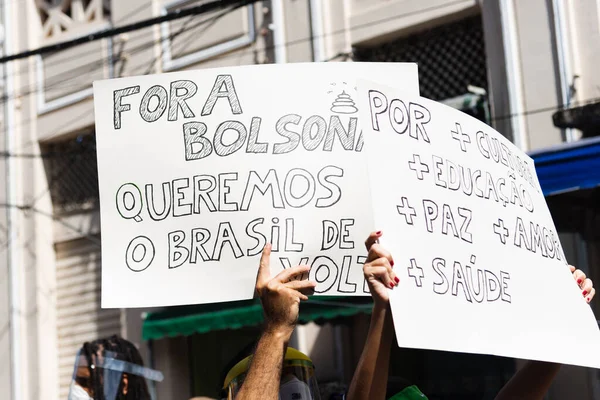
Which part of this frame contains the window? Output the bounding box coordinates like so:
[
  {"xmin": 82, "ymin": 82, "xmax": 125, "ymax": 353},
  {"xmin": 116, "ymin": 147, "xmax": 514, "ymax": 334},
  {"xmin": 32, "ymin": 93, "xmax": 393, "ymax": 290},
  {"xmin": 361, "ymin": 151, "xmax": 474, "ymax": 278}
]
[
  {"xmin": 43, "ymin": 132, "xmax": 99, "ymax": 213},
  {"xmin": 160, "ymin": 0, "xmax": 256, "ymax": 71},
  {"xmin": 35, "ymin": 0, "xmax": 112, "ymax": 113},
  {"xmin": 353, "ymin": 15, "xmax": 488, "ymax": 102}
]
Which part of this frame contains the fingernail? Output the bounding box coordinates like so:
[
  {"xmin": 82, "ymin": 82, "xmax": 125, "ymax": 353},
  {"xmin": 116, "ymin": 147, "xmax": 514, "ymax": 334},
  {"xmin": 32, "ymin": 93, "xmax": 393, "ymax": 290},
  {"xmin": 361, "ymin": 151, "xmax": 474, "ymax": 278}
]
[
  {"xmin": 389, "ymin": 282, "xmax": 394, "ymax": 288},
  {"xmin": 376, "ymin": 231, "xmax": 382, "ymax": 235},
  {"xmin": 390, "ymin": 260, "xmax": 395, "ymax": 267},
  {"xmin": 395, "ymin": 277, "xmax": 400, "ymax": 283},
  {"xmin": 577, "ymin": 279, "xmax": 582, "ymax": 284},
  {"xmin": 587, "ymin": 297, "xmax": 591, "ymax": 302},
  {"xmin": 583, "ymin": 290, "xmax": 588, "ymax": 296}
]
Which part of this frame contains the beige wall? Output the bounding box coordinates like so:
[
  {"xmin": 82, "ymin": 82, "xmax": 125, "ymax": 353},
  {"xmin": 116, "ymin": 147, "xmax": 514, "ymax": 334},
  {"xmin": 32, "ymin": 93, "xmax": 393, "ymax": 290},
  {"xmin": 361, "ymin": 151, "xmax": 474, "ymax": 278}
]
[
  {"xmin": 514, "ymin": 0, "xmax": 563, "ymax": 149},
  {"xmin": 0, "ymin": 45, "xmax": 12, "ymax": 400},
  {"xmin": 348, "ymin": 0, "xmax": 478, "ymax": 46}
]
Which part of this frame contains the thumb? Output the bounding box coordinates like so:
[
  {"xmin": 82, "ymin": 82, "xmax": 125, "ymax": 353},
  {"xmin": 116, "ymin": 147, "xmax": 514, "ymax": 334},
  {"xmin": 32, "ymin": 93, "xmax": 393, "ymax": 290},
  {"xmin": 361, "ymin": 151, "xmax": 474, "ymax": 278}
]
[{"xmin": 256, "ymin": 243, "xmax": 272, "ymax": 286}]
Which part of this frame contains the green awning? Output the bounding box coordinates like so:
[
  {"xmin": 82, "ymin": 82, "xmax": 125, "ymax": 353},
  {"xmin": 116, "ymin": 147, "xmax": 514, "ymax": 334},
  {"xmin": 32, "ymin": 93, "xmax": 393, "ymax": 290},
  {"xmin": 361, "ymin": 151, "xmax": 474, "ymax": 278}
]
[{"xmin": 142, "ymin": 297, "xmax": 374, "ymax": 341}]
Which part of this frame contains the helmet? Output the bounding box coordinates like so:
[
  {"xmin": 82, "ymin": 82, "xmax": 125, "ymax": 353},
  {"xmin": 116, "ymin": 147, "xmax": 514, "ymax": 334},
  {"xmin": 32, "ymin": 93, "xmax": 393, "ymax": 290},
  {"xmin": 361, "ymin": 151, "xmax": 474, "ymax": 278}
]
[{"xmin": 223, "ymin": 347, "xmax": 321, "ymax": 400}]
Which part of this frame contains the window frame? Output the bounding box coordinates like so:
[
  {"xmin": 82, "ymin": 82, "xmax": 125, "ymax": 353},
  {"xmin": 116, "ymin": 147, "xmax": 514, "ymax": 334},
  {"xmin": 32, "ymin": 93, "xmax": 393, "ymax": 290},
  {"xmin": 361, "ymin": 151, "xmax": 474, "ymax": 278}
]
[{"xmin": 159, "ymin": 0, "xmax": 256, "ymax": 72}]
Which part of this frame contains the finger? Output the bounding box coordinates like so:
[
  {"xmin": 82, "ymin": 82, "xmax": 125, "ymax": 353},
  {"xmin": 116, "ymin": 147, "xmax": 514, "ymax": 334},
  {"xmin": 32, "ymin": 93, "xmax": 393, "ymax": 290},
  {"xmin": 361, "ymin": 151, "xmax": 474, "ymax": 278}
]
[
  {"xmin": 365, "ymin": 231, "xmax": 383, "ymax": 251},
  {"xmin": 367, "ymin": 256, "xmax": 393, "ymax": 272},
  {"xmin": 285, "ymin": 287, "xmax": 310, "ymax": 302},
  {"xmin": 298, "ymin": 292, "xmax": 309, "ymax": 301},
  {"xmin": 365, "ymin": 265, "xmax": 394, "ymax": 289},
  {"xmin": 292, "ymin": 283, "xmax": 316, "ymax": 297},
  {"xmin": 275, "ymin": 264, "xmax": 311, "ymax": 283},
  {"xmin": 569, "ymin": 265, "xmax": 576, "ymax": 273},
  {"xmin": 367, "ymin": 243, "xmax": 394, "ymax": 267},
  {"xmin": 286, "ymin": 280, "xmax": 317, "ymax": 291},
  {"xmin": 256, "ymin": 243, "xmax": 272, "ymax": 286},
  {"xmin": 573, "ymin": 270, "xmax": 587, "ymax": 287},
  {"xmin": 298, "ymin": 285, "xmax": 316, "ymax": 297},
  {"xmin": 582, "ymin": 279, "xmax": 593, "ymax": 297},
  {"xmin": 368, "ymin": 256, "xmax": 399, "ymax": 286},
  {"xmin": 586, "ymin": 288, "xmax": 596, "ymax": 303}
]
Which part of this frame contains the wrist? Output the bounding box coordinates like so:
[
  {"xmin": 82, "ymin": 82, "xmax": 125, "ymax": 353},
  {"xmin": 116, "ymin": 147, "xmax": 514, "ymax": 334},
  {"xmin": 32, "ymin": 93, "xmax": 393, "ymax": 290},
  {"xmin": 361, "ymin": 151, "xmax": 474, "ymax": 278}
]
[
  {"xmin": 264, "ymin": 323, "xmax": 295, "ymax": 340},
  {"xmin": 372, "ymin": 300, "xmax": 391, "ymax": 316},
  {"xmin": 371, "ymin": 302, "xmax": 393, "ymax": 331}
]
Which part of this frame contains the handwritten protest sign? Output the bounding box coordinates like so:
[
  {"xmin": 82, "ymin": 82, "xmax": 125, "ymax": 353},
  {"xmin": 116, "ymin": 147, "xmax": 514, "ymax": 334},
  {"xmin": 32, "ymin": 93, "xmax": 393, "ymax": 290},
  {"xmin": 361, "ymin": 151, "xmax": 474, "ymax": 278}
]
[
  {"xmin": 93, "ymin": 63, "xmax": 418, "ymax": 308},
  {"xmin": 357, "ymin": 80, "xmax": 600, "ymax": 368}
]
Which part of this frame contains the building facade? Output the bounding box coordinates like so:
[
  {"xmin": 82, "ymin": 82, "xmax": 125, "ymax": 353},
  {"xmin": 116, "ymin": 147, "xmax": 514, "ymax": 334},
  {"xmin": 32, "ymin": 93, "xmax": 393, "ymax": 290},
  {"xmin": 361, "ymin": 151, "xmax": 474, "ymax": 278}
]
[{"xmin": 1, "ymin": 0, "xmax": 599, "ymax": 399}]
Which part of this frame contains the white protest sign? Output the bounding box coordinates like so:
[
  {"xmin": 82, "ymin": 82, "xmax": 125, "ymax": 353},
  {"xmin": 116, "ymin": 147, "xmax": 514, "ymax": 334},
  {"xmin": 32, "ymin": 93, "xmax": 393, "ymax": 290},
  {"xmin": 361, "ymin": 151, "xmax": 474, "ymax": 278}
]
[
  {"xmin": 93, "ymin": 63, "xmax": 418, "ymax": 308},
  {"xmin": 356, "ymin": 80, "xmax": 600, "ymax": 368}
]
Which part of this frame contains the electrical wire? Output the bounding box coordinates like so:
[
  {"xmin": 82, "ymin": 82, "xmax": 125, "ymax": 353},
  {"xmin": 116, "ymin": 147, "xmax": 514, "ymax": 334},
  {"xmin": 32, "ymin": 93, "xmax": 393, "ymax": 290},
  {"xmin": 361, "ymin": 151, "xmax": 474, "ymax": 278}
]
[
  {"xmin": 0, "ymin": 3, "xmax": 248, "ymax": 146},
  {"xmin": 0, "ymin": 6, "xmax": 248, "ymax": 249},
  {"xmin": 0, "ymin": 0, "xmax": 258, "ymax": 62},
  {"xmin": 3, "ymin": 5, "xmax": 244, "ymax": 153},
  {"xmin": 0, "ymin": 203, "xmax": 101, "ymax": 247},
  {"xmin": 10, "ymin": 8, "xmax": 240, "ymax": 213},
  {"xmin": 0, "ymin": 9, "xmax": 238, "ymax": 109},
  {"xmin": 0, "ymin": 4, "xmax": 256, "ymax": 254},
  {"xmin": 0, "ymin": 0, "xmax": 460, "ymax": 96},
  {"xmin": 0, "ymin": 0, "xmax": 597, "ymax": 130},
  {"xmin": 7, "ymin": 2, "xmax": 150, "ymax": 77}
]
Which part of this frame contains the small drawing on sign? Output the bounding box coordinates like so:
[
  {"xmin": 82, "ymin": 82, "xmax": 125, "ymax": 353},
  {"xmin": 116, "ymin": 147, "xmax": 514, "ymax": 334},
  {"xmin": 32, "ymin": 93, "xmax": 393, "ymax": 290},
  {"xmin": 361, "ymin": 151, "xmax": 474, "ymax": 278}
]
[
  {"xmin": 450, "ymin": 123, "xmax": 471, "ymax": 152},
  {"xmin": 396, "ymin": 196, "xmax": 417, "ymax": 225},
  {"xmin": 408, "ymin": 154, "xmax": 430, "ymax": 180},
  {"xmin": 330, "ymin": 90, "xmax": 358, "ymax": 114},
  {"xmin": 493, "ymin": 218, "xmax": 509, "ymax": 244},
  {"xmin": 408, "ymin": 258, "xmax": 425, "ymax": 287}
]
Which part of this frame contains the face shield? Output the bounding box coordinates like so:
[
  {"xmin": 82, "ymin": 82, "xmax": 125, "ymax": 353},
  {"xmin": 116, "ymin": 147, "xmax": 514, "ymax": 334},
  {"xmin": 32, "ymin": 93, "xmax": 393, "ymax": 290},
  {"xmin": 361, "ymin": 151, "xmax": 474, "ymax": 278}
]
[
  {"xmin": 224, "ymin": 348, "xmax": 321, "ymax": 400},
  {"xmin": 68, "ymin": 349, "xmax": 164, "ymax": 400}
]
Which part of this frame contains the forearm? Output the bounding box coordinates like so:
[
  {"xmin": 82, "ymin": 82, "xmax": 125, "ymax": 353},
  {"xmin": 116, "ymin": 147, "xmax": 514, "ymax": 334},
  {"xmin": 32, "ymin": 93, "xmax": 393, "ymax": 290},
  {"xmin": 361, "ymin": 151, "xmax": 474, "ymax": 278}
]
[
  {"xmin": 236, "ymin": 328, "xmax": 292, "ymax": 400},
  {"xmin": 494, "ymin": 361, "xmax": 561, "ymax": 400},
  {"xmin": 347, "ymin": 303, "xmax": 394, "ymax": 400}
]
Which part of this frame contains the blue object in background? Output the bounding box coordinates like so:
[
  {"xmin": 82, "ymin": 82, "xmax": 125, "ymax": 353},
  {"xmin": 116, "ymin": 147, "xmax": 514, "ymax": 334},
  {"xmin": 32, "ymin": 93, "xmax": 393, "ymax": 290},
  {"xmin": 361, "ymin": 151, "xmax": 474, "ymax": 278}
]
[{"xmin": 528, "ymin": 137, "xmax": 600, "ymax": 196}]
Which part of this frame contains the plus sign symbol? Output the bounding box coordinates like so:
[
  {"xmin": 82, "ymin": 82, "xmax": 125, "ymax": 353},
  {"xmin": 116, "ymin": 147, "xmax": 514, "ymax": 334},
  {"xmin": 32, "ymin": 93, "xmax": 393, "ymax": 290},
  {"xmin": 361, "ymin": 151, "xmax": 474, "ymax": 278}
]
[
  {"xmin": 493, "ymin": 218, "xmax": 509, "ymax": 244},
  {"xmin": 396, "ymin": 197, "xmax": 417, "ymax": 225},
  {"xmin": 408, "ymin": 154, "xmax": 429, "ymax": 180},
  {"xmin": 407, "ymin": 258, "xmax": 425, "ymax": 287},
  {"xmin": 450, "ymin": 123, "xmax": 471, "ymax": 152}
]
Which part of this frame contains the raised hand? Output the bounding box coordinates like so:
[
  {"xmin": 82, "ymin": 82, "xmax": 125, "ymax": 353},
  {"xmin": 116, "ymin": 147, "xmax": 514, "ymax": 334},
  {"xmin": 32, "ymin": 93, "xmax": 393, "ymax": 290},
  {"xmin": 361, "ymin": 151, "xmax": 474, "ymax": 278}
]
[
  {"xmin": 255, "ymin": 243, "xmax": 317, "ymax": 336},
  {"xmin": 363, "ymin": 231, "xmax": 399, "ymax": 306}
]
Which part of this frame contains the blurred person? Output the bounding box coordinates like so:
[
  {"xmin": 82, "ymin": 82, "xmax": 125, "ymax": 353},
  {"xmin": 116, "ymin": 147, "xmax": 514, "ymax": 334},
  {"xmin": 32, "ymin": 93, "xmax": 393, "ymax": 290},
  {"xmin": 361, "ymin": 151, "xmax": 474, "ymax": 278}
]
[
  {"xmin": 347, "ymin": 231, "xmax": 596, "ymax": 400},
  {"xmin": 69, "ymin": 334, "xmax": 163, "ymax": 400}
]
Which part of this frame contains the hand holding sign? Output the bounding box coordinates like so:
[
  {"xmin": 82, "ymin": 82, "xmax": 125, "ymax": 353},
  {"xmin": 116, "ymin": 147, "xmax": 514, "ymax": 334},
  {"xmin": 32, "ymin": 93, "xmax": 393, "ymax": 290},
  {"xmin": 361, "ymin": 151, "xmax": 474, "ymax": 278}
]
[
  {"xmin": 363, "ymin": 231, "xmax": 399, "ymax": 306},
  {"xmin": 570, "ymin": 265, "xmax": 595, "ymax": 303}
]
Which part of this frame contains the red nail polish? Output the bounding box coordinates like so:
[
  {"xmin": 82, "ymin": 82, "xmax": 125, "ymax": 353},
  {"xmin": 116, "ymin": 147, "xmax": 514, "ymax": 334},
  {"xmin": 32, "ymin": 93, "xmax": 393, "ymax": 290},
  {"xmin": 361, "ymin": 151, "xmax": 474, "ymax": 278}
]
[
  {"xmin": 587, "ymin": 297, "xmax": 591, "ymax": 302},
  {"xmin": 376, "ymin": 231, "xmax": 382, "ymax": 235},
  {"xmin": 577, "ymin": 279, "xmax": 582, "ymax": 284},
  {"xmin": 395, "ymin": 277, "xmax": 400, "ymax": 283},
  {"xmin": 389, "ymin": 282, "xmax": 394, "ymax": 288},
  {"xmin": 391, "ymin": 260, "xmax": 395, "ymax": 267},
  {"xmin": 583, "ymin": 290, "xmax": 588, "ymax": 296}
]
